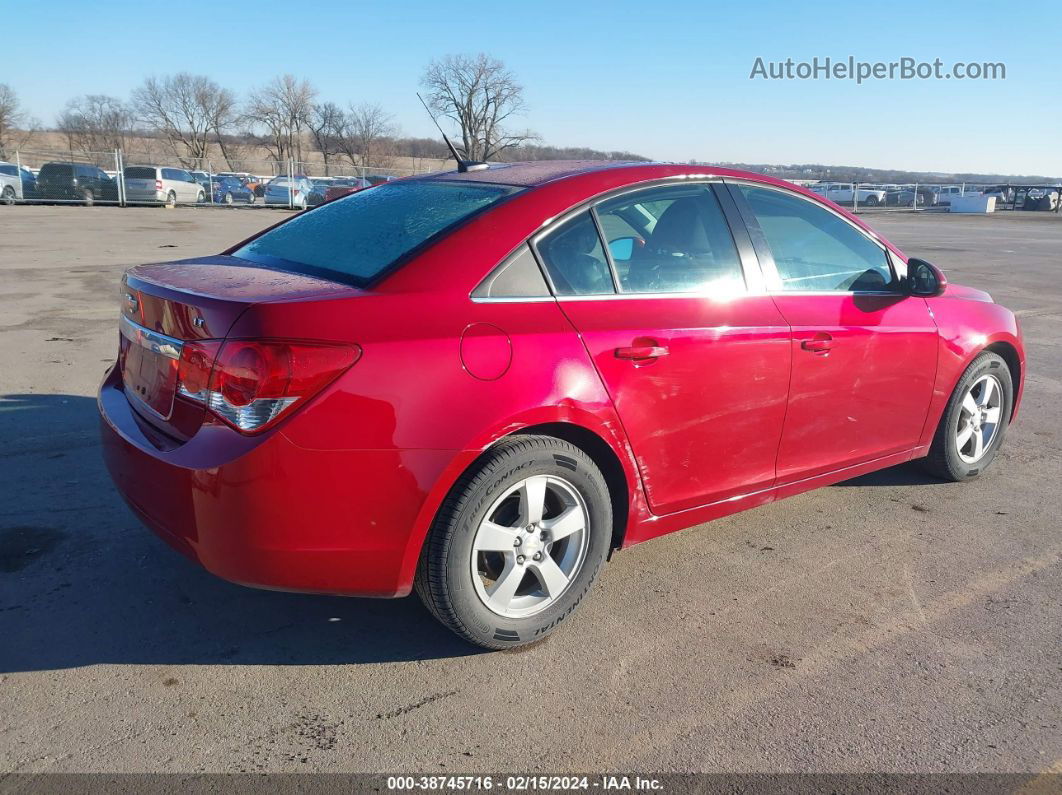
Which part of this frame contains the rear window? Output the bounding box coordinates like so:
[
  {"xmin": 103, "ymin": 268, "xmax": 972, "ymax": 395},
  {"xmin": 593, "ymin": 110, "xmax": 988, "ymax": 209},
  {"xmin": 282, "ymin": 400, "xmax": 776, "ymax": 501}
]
[
  {"xmin": 125, "ymin": 167, "xmax": 157, "ymax": 179},
  {"xmin": 39, "ymin": 163, "xmax": 74, "ymax": 178},
  {"xmin": 233, "ymin": 180, "xmax": 521, "ymax": 285}
]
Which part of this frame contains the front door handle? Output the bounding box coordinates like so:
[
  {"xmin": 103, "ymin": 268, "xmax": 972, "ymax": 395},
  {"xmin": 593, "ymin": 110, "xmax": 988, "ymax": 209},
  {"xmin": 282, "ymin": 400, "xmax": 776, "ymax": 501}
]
[
  {"xmin": 615, "ymin": 342, "xmax": 669, "ymax": 361},
  {"xmin": 800, "ymin": 333, "xmax": 834, "ymax": 353}
]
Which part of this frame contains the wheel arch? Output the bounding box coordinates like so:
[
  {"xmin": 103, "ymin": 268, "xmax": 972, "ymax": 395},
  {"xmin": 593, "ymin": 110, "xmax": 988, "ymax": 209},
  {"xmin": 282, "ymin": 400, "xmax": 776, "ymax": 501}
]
[
  {"xmin": 510, "ymin": 422, "xmax": 630, "ymax": 554},
  {"xmin": 396, "ymin": 414, "xmax": 643, "ymax": 596},
  {"xmin": 983, "ymin": 340, "xmax": 1022, "ymax": 419}
]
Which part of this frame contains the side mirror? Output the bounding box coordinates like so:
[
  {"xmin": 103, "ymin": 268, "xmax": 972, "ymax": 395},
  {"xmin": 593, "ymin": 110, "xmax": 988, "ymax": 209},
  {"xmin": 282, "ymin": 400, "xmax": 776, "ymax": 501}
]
[
  {"xmin": 906, "ymin": 258, "xmax": 948, "ymax": 297},
  {"xmin": 608, "ymin": 236, "xmax": 637, "ymax": 262}
]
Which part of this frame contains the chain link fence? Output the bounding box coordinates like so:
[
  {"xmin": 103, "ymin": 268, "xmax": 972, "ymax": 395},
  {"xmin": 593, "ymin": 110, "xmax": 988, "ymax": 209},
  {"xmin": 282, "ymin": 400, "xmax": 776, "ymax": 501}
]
[
  {"xmin": 0, "ymin": 147, "xmax": 445, "ymax": 209},
  {"xmin": 2, "ymin": 150, "xmax": 1060, "ymax": 214},
  {"xmin": 801, "ymin": 181, "xmax": 1062, "ymax": 213}
]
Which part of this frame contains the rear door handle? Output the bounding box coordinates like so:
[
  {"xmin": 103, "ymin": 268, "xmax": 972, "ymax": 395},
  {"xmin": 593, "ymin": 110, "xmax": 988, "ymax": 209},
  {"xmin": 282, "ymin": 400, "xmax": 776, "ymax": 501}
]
[
  {"xmin": 800, "ymin": 333, "xmax": 834, "ymax": 353},
  {"xmin": 615, "ymin": 344, "xmax": 669, "ymax": 361}
]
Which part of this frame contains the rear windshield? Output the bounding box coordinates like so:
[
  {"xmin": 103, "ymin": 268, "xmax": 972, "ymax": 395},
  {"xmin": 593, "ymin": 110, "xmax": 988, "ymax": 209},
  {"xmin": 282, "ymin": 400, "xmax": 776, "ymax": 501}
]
[
  {"xmin": 125, "ymin": 167, "xmax": 156, "ymax": 179},
  {"xmin": 39, "ymin": 163, "xmax": 74, "ymax": 178},
  {"xmin": 232, "ymin": 180, "xmax": 521, "ymax": 285}
]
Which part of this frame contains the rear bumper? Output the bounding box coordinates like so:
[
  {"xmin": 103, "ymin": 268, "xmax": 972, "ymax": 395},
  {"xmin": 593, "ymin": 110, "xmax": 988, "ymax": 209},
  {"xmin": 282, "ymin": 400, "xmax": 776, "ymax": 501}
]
[
  {"xmin": 126, "ymin": 190, "xmax": 167, "ymax": 202},
  {"xmin": 98, "ymin": 366, "xmax": 452, "ymax": 597}
]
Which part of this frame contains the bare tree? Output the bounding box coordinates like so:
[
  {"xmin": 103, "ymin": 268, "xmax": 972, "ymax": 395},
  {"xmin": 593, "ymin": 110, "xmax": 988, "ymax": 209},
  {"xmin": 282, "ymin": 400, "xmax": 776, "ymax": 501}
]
[
  {"xmin": 244, "ymin": 75, "xmax": 317, "ymax": 166},
  {"xmin": 421, "ymin": 53, "xmax": 534, "ymax": 161},
  {"xmin": 203, "ymin": 86, "xmax": 241, "ymax": 169},
  {"xmin": 307, "ymin": 102, "xmax": 345, "ymax": 175},
  {"xmin": 56, "ymin": 95, "xmax": 134, "ymax": 156},
  {"xmin": 132, "ymin": 74, "xmax": 236, "ymax": 166},
  {"xmin": 339, "ymin": 103, "xmax": 396, "ymax": 170},
  {"xmin": 0, "ymin": 83, "xmax": 36, "ymax": 159}
]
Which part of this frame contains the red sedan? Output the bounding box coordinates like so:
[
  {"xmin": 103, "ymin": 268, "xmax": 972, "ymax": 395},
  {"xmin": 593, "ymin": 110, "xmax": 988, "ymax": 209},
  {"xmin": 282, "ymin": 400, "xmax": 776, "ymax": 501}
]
[{"xmin": 98, "ymin": 161, "xmax": 1025, "ymax": 649}]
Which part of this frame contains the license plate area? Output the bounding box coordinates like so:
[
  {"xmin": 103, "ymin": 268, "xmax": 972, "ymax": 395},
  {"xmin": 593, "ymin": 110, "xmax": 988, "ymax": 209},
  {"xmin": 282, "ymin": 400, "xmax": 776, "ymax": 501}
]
[{"xmin": 119, "ymin": 315, "xmax": 182, "ymax": 419}]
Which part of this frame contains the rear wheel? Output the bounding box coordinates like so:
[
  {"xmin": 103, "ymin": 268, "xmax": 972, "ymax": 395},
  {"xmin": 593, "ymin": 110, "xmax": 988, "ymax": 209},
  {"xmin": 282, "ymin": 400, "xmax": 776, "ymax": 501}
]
[
  {"xmin": 165, "ymin": 190, "xmax": 176, "ymax": 207},
  {"xmin": 415, "ymin": 435, "xmax": 612, "ymax": 649},
  {"xmin": 865, "ymin": 194, "xmax": 880, "ymax": 206},
  {"xmin": 82, "ymin": 189, "xmax": 94, "ymax": 207},
  {"xmin": 923, "ymin": 351, "xmax": 1013, "ymax": 481},
  {"xmin": 223, "ymin": 192, "xmax": 233, "ymax": 206},
  {"xmin": 1, "ymin": 185, "xmax": 15, "ymax": 205}
]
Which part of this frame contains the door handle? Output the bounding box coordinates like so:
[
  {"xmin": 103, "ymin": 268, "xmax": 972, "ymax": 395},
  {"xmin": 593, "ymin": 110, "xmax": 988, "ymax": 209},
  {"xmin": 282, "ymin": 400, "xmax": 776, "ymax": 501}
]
[
  {"xmin": 615, "ymin": 343, "xmax": 669, "ymax": 361},
  {"xmin": 800, "ymin": 333, "xmax": 834, "ymax": 353}
]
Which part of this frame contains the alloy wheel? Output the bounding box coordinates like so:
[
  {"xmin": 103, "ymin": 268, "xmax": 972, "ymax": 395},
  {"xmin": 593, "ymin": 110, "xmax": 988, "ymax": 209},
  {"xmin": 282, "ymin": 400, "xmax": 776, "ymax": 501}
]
[
  {"xmin": 470, "ymin": 475, "xmax": 589, "ymax": 618},
  {"xmin": 956, "ymin": 374, "xmax": 1003, "ymax": 463}
]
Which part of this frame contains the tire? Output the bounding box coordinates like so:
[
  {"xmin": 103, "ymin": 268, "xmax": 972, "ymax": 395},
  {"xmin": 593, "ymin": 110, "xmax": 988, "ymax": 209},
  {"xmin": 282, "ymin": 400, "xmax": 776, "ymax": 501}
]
[
  {"xmin": 1, "ymin": 185, "xmax": 15, "ymax": 205},
  {"xmin": 415, "ymin": 435, "xmax": 612, "ymax": 649},
  {"xmin": 246, "ymin": 193, "xmax": 255, "ymax": 205},
  {"xmin": 196, "ymin": 190, "xmax": 205, "ymax": 203},
  {"xmin": 865, "ymin": 194, "xmax": 880, "ymax": 207},
  {"xmin": 165, "ymin": 191, "xmax": 176, "ymax": 207},
  {"xmin": 223, "ymin": 192, "xmax": 233, "ymax": 206},
  {"xmin": 922, "ymin": 351, "xmax": 1013, "ymax": 481},
  {"xmin": 82, "ymin": 189, "xmax": 94, "ymax": 207}
]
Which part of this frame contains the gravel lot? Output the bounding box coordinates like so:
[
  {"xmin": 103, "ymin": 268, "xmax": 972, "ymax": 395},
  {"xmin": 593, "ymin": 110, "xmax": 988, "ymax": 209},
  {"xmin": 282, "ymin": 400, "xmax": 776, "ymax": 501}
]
[{"xmin": 1, "ymin": 206, "xmax": 1060, "ymax": 775}]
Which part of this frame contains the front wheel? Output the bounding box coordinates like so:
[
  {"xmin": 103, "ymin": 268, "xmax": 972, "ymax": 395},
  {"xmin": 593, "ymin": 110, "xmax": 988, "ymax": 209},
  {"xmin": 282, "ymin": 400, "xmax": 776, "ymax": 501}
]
[
  {"xmin": 416, "ymin": 435, "xmax": 612, "ymax": 649},
  {"xmin": 82, "ymin": 189, "xmax": 94, "ymax": 207},
  {"xmin": 223, "ymin": 192, "xmax": 233, "ymax": 206},
  {"xmin": 922, "ymin": 351, "xmax": 1013, "ymax": 481}
]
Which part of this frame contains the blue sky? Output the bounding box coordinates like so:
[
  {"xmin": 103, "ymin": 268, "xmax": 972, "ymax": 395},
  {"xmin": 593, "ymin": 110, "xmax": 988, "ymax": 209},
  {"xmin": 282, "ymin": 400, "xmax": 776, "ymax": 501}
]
[{"xmin": 7, "ymin": 0, "xmax": 1060, "ymax": 175}]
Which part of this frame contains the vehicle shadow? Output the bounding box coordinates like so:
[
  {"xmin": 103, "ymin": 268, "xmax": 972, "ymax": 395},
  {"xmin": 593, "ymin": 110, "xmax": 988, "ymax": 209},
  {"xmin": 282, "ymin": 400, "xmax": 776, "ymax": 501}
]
[
  {"xmin": 833, "ymin": 461, "xmax": 945, "ymax": 487},
  {"xmin": 0, "ymin": 393, "xmax": 480, "ymax": 673}
]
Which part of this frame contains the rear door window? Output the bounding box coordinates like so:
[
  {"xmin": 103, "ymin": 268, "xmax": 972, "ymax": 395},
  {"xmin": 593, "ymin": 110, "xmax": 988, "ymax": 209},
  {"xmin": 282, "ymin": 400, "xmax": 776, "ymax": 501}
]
[
  {"xmin": 233, "ymin": 180, "xmax": 521, "ymax": 286},
  {"xmin": 125, "ymin": 167, "xmax": 156, "ymax": 179},
  {"xmin": 535, "ymin": 211, "xmax": 614, "ymax": 296},
  {"xmin": 594, "ymin": 185, "xmax": 745, "ymax": 294}
]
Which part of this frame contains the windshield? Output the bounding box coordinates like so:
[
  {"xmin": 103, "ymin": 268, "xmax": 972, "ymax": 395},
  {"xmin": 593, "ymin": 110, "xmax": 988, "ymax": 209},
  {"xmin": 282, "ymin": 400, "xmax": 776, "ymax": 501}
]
[{"xmin": 232, "ymin": 180, "xmax": 521, "ymax": 285}]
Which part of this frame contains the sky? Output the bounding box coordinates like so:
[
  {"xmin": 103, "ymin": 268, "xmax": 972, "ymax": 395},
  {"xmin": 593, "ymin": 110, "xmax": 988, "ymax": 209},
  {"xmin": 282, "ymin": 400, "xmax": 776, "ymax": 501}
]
[{"xmin": 6, "ymin": 0, "xmax": 1061, "ymax": 176}]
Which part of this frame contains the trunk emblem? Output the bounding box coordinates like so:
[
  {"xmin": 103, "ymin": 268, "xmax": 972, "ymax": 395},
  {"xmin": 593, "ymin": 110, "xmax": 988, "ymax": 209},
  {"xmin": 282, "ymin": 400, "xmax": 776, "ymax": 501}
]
[{"xmin": 193, "ymin": 315, "xmax": 205, "ymax": 328}]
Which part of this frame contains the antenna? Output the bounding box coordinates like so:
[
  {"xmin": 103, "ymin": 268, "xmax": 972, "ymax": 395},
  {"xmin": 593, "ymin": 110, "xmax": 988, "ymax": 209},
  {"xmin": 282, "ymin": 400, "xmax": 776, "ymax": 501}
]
[{"xmin": 416, "ymin": 93, "xmax": 489, "ymax": 173}]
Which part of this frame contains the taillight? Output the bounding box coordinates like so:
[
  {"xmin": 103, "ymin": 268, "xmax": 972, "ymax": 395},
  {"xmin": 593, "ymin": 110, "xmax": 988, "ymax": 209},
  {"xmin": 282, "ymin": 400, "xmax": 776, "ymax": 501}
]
[
  {"xmin": 176, "ymin": 339, "xmax": 358, "ymax": 433},
  {"xmin": 155, "ymin": 179, "xmax": 163, "ymax": 191}
]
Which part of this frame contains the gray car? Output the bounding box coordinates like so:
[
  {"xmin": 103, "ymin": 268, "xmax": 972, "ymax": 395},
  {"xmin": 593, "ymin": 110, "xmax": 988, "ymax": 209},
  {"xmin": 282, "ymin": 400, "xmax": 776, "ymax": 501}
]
[{"xmin": 123, "ymin": 166, "xmax": 205, "ymax": 205}]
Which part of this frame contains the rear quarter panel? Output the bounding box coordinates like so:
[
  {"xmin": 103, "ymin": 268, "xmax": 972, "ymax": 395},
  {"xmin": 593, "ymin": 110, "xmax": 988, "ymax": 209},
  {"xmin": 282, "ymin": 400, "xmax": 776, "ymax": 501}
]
[{"xmin": 225, "ymin": 283, "xmax": 643, "ymax": 595}]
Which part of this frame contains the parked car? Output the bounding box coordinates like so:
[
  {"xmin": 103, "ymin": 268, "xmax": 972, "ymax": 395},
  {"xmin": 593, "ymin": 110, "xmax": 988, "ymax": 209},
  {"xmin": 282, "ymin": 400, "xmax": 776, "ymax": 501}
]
[
  {"xmin": 324, "ymin": 178, "xmax": 372, "ymax": 202},
  {"xmin": 981, "ymin": 185, "xmax": 1015, "ymax": 206},
  {"xmin": 933, "ymin": 185, "xmax": 967, "ymax": 207},
  {"xmin": 124, "ymin": 166, "xmax": 205, "ymax": 205},
  {"xmin": 98, "ymin": 161, "xmax": 1025, "ymax": 649},
  {"xmin": 885, "ymin": 186, "xmax": 938, "ymax": 207},
  {"xmin": 263, "ymin": 175, "xmax": 314, "ymax": 208},
  {"xmin": 810, "ymin": 183, "xmax": 887, "ymax": 206},
  {"xmin": 0, "ymin": 161, "xmax": 37, "ymax": 203},
  {"xmin": 189, "ymin": 171, "xmax": 213, "ymax": 191},
  {"xmin": 364, "ymin": 174, "xmax": 398, "ymax": 186},
  {"xmin": 36, "ymin": 161, "xmax": 119, "ymax": 205},
  {"xmin": 210, "ymin": 176, "xmax": 255, "ymax": 205}
]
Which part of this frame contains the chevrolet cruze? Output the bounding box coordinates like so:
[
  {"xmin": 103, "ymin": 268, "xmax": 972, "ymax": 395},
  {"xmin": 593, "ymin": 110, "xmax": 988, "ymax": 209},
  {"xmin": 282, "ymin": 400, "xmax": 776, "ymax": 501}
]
[{"xmin": 99, "ymin": 161, "xmax": 1024, "ymax": 649}]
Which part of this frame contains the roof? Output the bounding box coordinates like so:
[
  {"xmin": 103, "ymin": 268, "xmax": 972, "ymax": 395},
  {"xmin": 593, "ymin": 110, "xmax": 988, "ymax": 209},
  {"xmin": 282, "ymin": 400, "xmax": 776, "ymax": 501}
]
[{"xmin": 417, "ymin": 160, "xmax": 650, "ymax": 187}]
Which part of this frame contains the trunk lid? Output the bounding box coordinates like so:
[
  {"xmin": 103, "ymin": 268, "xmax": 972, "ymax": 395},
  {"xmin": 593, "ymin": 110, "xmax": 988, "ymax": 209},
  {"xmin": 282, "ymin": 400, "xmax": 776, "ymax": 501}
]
[{"xmin": 119, "ymin": 256, "xmax": 355, "ymax": 439}]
